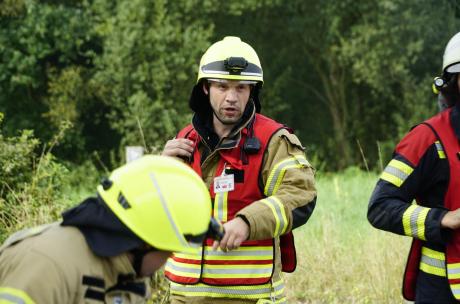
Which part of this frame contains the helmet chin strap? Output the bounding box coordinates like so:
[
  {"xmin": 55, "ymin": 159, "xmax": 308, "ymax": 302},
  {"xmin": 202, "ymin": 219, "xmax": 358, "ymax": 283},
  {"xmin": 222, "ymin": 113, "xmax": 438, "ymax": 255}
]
[{"xmin": 130, "ymin": 248, "xmax": 146, "ymax": 276}]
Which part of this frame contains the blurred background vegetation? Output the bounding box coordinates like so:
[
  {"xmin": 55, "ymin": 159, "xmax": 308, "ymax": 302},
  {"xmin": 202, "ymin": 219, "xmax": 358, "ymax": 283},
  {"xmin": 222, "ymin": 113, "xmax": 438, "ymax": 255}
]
[
  {"xmin": 2, "ymin": 0, "xmax": 460, "ymax": 172},
  {"xmin": 1, "ymin": 0, "xmax": 460, "ymax": 302}
]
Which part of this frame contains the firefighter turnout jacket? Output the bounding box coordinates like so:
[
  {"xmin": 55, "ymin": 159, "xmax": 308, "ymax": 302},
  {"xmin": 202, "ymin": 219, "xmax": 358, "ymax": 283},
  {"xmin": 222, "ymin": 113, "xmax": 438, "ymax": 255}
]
[
  {"xmin": 0, "ymin": 223, "xmax": 149, "ymax": 304},
  {"xmin": 165, "ymin": 105, "xmax": 317, "ymax": 303},
  {"xmin": 368, "ymin": 104, "xmax": 460, "ymax": 303}
]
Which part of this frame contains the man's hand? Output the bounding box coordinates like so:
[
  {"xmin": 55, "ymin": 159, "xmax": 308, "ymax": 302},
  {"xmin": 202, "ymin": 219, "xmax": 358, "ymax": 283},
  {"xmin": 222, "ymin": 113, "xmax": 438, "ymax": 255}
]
[
  {"xmin": 162, "ymin": 138, "xmax": 194, "ymax": 158},
  {"xmin": 212, "ymin": 217, "xmax": 249, "ymax": 252},
  {"xmin": 441, "ymin": 209, "xmax": 460, "ymax": 229}
]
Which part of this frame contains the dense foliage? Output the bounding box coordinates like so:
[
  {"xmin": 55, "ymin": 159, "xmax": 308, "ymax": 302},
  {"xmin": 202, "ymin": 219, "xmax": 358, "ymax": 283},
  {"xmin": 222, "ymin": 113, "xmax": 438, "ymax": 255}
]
[{"xmin": 1, "ymin": 0, "xmax": 460, "ymax": 170}]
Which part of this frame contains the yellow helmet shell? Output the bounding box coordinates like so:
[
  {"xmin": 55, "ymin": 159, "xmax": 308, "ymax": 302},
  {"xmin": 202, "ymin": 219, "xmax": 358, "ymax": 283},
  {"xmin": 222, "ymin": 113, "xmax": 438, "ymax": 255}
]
[
  {"xmin": 197, "ymin": 36, "xmax": 263, "ymax": 83},
  {"xmin": 97, "ymin": 155, "xmax": 211, "ymax": 253},
  {"xmin": 443, "ymin": 32, "xmax": 460, "ymax": 73}
]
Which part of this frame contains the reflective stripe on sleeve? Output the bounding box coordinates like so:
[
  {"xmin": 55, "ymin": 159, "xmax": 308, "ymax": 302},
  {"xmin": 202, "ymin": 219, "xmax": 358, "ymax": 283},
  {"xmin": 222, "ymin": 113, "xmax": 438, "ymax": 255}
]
[
  {"xmin": 170, "ymin": 279, "xmax": 285, "ymax": 300},
  {"xmin": 260, "ymin": 197, "xmax": 288, "ymax": 237},
  {"xmin": 380, "ymin": 159, "xmax": 414, "ymax": 187},
  {"xmin": 264, "ymin": 155, "xmax": 309, "ymax": 196},
  {"xmin": 0, "ymin": 287, "xmax": 36, "ymax": 304},
  {"xmin": 435, "ymin": 141, "xmax": 446, "ymax": 159},
  {"xmin": 402, "ymin": 204, "xmax": 430, "ymax": 240},
  {"xmin": 420, "ymin": 247, "xmax": 446, "ymax": 277}
]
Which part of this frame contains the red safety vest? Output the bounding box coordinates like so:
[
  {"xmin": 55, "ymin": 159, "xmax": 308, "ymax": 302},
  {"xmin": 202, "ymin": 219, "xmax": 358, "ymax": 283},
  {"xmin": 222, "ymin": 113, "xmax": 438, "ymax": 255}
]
[
  {"xmin": 403, "ymin": 107, "xmax": 460, "ymax": 301},
  {"xmin": 165, "ymin": 114, "xmax": 296, "ymax": 286}
]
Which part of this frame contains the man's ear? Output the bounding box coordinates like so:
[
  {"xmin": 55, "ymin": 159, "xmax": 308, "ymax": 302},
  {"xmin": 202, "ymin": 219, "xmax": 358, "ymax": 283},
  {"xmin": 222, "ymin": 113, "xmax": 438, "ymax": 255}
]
[{"xmin": 202, "ymin": 81, "xmax": 209, "ymax": 95}]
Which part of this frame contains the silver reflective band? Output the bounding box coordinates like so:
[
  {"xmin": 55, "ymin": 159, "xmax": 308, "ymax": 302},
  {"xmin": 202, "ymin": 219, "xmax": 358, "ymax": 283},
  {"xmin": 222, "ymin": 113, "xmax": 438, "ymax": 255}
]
[
  {"xmin": 0, "ymin": 294, "xmax": 26, "ymax": 304},
  {"xmin": 150, "ymin": 173, "xmax": 189, "ymax": 248},
  {"xmin": 409, "ymin": 206, "xmax": 423, "ymax": 238},
  {"xmin": 421, "ymin": 255, "xmax": 445, "ymax": 269},
  {"xmin": 166, "ymin": 262, "xmax": 201, "ymax": 274},
  {"xmin": 384, "ymin": 166, "xmax": 409, "ymax": 182},
  {"xmin": 265, "ymin": 197, "xmax": 287, "ymax": 236},
  {"xmin": 204, "ymin": 249, "xmax": 272, "ymax": 257},
  {"xmin": 202, "ymin": 267, "xmax": 272, "ymax": 275},
  {"xmin": 266, "ymin": 159, "xmax": 299, "ymax": 196},
  {"xmin": 435, "ymin": 142, "xmax": 444, "ymax": 151},
  {"xmin": 207, "ymin": 78, "xmax": 258, "ymax": 85},
  {"xmin": 171, "ymin": 282, "xmax": 284, "ymax": 296},
  {"xmin": 215, "ymin": 192, "xmax": 225, "ymax": 222},
  {"xmin": 448, "ymin": 267, "xmax": 460, "ymax": 275},
  {"xmin": 203, "ymin": 69, "xmax": 263, "ymax": 77}
]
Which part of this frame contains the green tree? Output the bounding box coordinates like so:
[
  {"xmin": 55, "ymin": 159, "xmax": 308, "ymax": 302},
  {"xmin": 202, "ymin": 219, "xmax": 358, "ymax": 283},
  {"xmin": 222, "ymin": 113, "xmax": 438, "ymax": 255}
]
[
  {"xmin": 212, "ymin": 0, "xmax": 460, "ymax": 170},
  {"xmin": 89, "ymin": 0, "xmax": 215, "ymax": 155}
]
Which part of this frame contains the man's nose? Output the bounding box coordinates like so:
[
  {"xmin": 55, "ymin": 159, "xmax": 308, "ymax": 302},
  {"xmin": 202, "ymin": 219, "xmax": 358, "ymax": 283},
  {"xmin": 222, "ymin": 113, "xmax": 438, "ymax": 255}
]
[{"xmin": 225, "ymin": 88, "xmax": 238, "ymax": 103}]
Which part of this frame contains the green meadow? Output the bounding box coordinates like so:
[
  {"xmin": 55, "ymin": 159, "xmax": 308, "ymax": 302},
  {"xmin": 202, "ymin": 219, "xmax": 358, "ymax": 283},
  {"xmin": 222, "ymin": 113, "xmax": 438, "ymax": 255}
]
[
  {"xmin": 285, "ymin": 168, "xmax": 410, "ymax": 303},
  {"xmin": 1, "ymin": 165, "xmax": 411, "ymax": 303}
]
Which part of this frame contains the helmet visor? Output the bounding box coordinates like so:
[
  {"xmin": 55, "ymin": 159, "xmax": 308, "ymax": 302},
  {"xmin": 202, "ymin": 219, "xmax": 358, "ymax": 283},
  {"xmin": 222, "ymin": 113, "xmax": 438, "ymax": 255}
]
[
  {"xmin": 446, "ymin": 62, "xmax": 460, "ymax": 73},
  {"xmin": 207, "ymin": 78, "xmax": 258, "ymax": 85}
]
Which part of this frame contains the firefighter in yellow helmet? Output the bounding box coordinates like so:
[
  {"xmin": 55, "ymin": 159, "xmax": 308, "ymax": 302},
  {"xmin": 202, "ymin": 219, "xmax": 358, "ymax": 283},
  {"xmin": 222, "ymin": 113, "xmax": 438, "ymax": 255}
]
[
  {"xmin": 162, "ymin": 37, "xmax": 317, "ymax": 303},
  {"xmin": 368, "ymin": 32, "xmax": 460, "ymax": 303},
  {"xmin": 0, "ymin": 155, "xmax": 221, "ymax": 304}
]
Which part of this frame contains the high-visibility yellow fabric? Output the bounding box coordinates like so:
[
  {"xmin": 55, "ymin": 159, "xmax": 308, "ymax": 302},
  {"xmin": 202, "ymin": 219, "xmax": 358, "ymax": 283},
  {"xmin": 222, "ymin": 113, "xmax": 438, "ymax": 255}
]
[
  {"xmin": 380, "ymin": 159, "xmax": 414, "ymax": 187},
  {"xmin": 402, "ymin": 204, "xmax": 430, "ymax": 240},
  {"xmin": 448, "ymin": 263, "xmax": 460, "ymax": 279},
  {"xmin": 435, "ymin": 141, "xmax": 446, "ymax": 159},
  {"xmin": 0, "ymin": 287, "xmax": 36, "ymax": 304},
  {"xmin": 170, "ymin": 278, "xmax": 285, "ymax": 299},
  {"xmin": 420, "ymin": 247, "xmax": 446, "ymax": 277}
]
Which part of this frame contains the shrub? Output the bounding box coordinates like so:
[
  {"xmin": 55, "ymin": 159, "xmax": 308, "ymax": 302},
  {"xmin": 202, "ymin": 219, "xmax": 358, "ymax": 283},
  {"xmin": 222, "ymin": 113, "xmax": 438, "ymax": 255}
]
[{"xmin": 0, "ymin": 113, "xmax": 73, "ymax": 241}]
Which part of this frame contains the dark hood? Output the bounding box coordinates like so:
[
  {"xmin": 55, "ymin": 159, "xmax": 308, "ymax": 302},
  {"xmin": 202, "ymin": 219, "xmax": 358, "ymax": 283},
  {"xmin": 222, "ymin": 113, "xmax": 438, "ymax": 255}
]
[{"xmin": 61, "ymin": 197, "xmax": 144, "ymax": 257}]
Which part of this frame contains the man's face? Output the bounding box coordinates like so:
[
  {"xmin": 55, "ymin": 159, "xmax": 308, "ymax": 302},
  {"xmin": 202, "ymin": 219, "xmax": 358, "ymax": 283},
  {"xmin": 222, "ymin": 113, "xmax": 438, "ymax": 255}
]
[{"xmin": 204, "ymin": 80, "xmax": 251, "ymax": 126}]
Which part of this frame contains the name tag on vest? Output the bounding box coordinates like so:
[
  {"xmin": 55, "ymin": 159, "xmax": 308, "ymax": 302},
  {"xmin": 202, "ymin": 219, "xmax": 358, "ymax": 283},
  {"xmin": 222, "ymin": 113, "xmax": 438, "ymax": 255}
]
[{"xmin": 214, "ymin": 174, "xmax": 235, "ymax": 193}]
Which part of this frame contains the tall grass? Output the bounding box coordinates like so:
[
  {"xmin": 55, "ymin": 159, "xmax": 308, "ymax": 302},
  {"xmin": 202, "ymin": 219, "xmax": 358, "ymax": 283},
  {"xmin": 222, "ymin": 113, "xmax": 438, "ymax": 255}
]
[{"xmin": 285, "ymin": 168, "xmax": 410, "ymax": 303}]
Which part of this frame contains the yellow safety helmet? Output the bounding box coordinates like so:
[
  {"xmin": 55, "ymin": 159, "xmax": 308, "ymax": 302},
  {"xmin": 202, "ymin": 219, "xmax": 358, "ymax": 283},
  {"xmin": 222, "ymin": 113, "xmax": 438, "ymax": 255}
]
[
  {"xmin": 97, "ymin": 155, "xmax": 212, "ymax": 254},
  {"xmin": 443, "ymin": 32, "xmax": 460, "ymax": 74},
  {"xmin": 197, "ymin": 36, "xmax": 263, "ymax": 84}
]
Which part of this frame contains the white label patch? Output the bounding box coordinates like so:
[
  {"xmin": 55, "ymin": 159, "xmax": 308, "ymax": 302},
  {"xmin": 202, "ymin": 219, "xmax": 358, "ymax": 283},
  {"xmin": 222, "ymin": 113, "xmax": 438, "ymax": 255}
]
[{"xmin": 214, "ymin": 174, "xmax": 235, "ymax": 193}]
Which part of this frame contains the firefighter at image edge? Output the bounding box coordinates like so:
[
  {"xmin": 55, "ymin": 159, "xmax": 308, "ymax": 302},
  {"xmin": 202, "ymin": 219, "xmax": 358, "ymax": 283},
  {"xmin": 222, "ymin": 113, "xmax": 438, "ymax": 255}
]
[
  {"xmin": 162, "ymin": 36, "xmax": 317, "ymax": 304},
  {"xmin": 0, "ymin": 155, "xmax": 224, "ymax": 304},
  {"xmin": 368, "ymin": 32, "xmax": 460, "ymax": 303}
]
